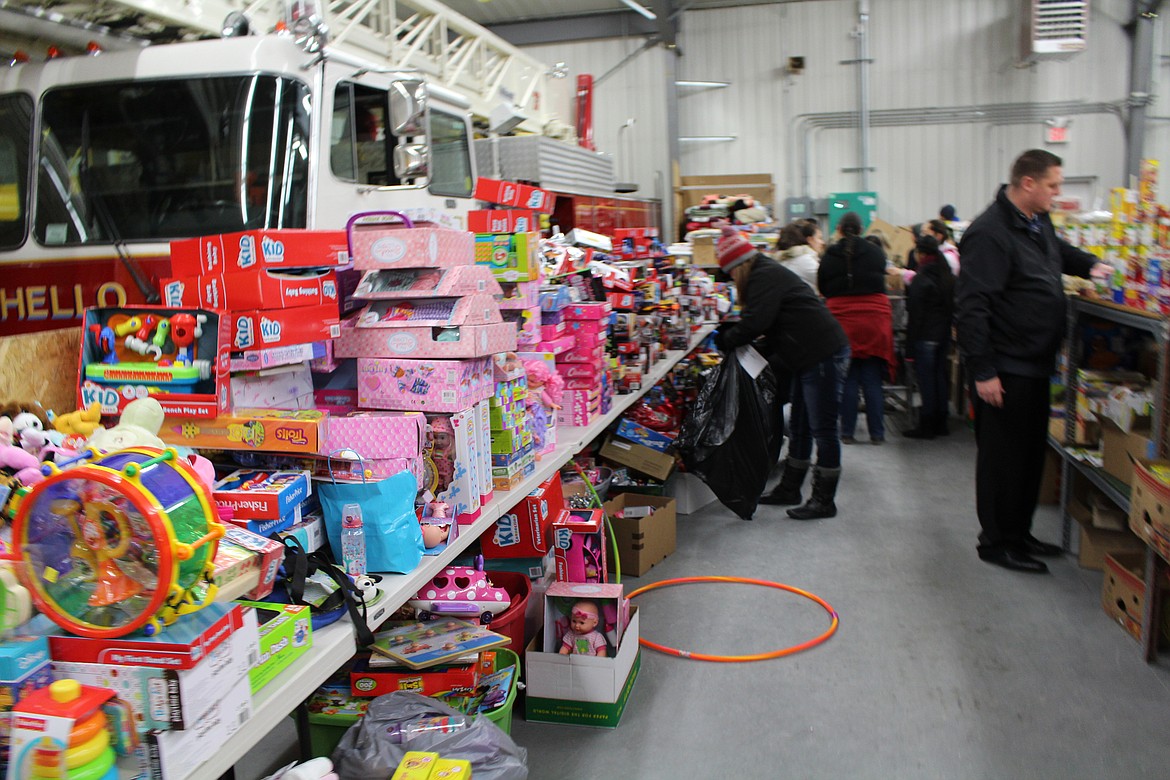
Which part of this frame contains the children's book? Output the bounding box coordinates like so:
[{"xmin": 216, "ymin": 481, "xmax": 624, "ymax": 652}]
[
  {"xmin": 369, "ymin": 619, "xmax": 508, "ymax": 670},
  {"xmin": 434, "ymin": 665, "xmax": 515, "ymax": 715}
]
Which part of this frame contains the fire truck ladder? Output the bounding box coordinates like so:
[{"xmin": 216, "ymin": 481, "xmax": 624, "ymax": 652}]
[{"xmin": 2, "ymin": 0, "xmax": 554, "ymax": 132}]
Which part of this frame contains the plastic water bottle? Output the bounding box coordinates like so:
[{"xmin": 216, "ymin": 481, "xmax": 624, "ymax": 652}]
[{"xmin": 340, "ymin": 503, "xmax": 366, "ymax": 577}]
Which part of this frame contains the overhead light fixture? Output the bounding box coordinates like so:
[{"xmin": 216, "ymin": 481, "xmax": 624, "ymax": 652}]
[
  {"xmin": 679, "ymin": 135, "xmax": 737, "ymax": 142},
  {"xmin": 620, "ymin": 0, "xmax": 657, "ymax": 20},
  {"xmin": 675, "ymin": 80, "xmax": 730, "ymax": 88}
]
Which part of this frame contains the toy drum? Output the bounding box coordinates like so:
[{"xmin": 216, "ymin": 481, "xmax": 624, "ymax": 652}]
[{"xmin": 11, "ymin": 447, "xmax": 224, "ymax": 638}]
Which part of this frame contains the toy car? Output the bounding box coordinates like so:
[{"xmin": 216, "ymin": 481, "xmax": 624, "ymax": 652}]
[{"xmin": 408, "ymin": 558, "xmax": 511, "ymax": 624}]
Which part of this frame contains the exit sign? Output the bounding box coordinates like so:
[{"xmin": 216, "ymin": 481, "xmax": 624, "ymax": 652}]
[{"xmin": 1045, "ymin": 125, "xmax": 1069, "ymax": 144}]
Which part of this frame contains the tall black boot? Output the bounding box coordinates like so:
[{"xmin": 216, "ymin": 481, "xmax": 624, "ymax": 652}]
[
  {"xmin": 934, "ymin": 411, "xmax": 950, "ymax": 436},
  {"xmin": 902, "ymin": 411, "xmax": 935, "ymax": 440},
  {"xmin": 787, "ymin": 467, "xmax": 840, "ymax": 520},
  {"xmin": 759, "ymin": 458, "xmax": 810, "ymax": 505}
]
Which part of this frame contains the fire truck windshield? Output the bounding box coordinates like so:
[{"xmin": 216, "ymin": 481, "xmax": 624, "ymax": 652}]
[{"xmin": 33, "ymin": 74, "xmax": 310, "ymax": 246}]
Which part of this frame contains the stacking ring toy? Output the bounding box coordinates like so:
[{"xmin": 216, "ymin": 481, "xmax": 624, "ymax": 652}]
[{"xmin": 626, "ymin": 575, "xmax": 839, "ymax": 662}]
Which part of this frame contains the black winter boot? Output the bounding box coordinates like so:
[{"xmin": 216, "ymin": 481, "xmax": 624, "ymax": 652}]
[
  {"xmin": 759, "ymin": 458, "xmax": 810, "ymax": 505},
  {"xmin": 902, "ymin": 411, "xmax": 935, "ymax": 439},
  {"xmin": 787, "ymin": 467, "xmax": 840, "ymax": 520},
  {"xmin": 934, "ymin": 411, "xmax": 950, "ymax": 436}
]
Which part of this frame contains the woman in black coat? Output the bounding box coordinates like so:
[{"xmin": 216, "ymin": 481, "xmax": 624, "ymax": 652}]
[{"xmin": 903, "ymin": 235, "xmax": 957, "ymax": 438}]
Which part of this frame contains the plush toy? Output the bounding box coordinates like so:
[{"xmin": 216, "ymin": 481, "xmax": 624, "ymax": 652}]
[
  {"xmin": 86, "ymin": 397, "xmax": 165, "ymax": 451},
  {"xmin": 0, "ymin": 418, "xmax": 44, "ymax": 486},
  {"xmin": 54, "ymin": 402, "xmax": 103, "ymax": 438}
]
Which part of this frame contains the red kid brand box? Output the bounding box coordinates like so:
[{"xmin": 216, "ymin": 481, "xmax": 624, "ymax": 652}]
[
  {"xmin": 467, "ymin": 210, "xmax": 541, "ymax": 234},
  {"xmin": 472, "ymin": 178, "xmax": 556, "ymax": 211},
  {"xmin": 232, "ymin": 304, "xmax": 341, "ymax": 351},
  {"xmin": 160, "ymin": 270, "xmax": 339, "ymax": 311},
  {"xmin": 481, "ymin": 473, "xmax": 565, "ymax": 559},
  {"xmin": 170, "ymin": 229, "xmax": 350, "ymax": 276}
]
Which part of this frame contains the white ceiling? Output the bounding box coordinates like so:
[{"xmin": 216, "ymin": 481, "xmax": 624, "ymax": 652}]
[{"xmin": 443, "ymin": 0, "xmax": 810, "ymax": 27}]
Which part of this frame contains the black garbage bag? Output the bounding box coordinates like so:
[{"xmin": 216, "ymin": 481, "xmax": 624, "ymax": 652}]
[{"xmin": 676, "ymin": 347, "xmax": 784, "ymax": 519}]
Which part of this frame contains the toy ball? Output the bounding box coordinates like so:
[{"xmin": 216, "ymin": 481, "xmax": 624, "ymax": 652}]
[{"xmin": 10, "ymin": 447, "xmax": 224, "ymax": 638}]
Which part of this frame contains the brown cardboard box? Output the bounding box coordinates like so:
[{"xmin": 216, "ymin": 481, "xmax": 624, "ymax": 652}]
[
  {"xmin": 691, "ymin": 236, "xmax": 716, "ymax": 267},
  {"xmin": 600, "ymin": 434, "xmax": 676, "ymax": 482},
  {"xmin": 865, "ymin": 218, "xmax": 915, "ymax": 268},
  {"xmin": 1128, "ymin": 459, "xmax": 1170, "ymax": 560},
  {"xmin": 1038, "ymin": 448, "xmax": 1061, "ymax": 506},
  {"xmin": 603, "ymin": 494, "xmax": 677, "ymax": 577},
  {"xmin": 1072, "ymin": 479, "xmax": 1127, "ymax": 530},
  {"xmin": 1101, "ymin": 418, "xmax": 1155, "ymax": 485},
  {"xmin": 1101, "ymin": 552, "xmax": 1170, "ymax": 646},
  {"xmin": 1069, "ymin": 497, "xmax": 1145, "ymax": 570}
]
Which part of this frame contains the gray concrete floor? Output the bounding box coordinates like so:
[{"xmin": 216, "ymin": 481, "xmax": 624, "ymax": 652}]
[{"xmin": 241, "ymin": 416, "xmax": 1170, "ymax": 780}]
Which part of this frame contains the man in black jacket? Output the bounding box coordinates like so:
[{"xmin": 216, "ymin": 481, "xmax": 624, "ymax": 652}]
[{"xmin": 957, "ymin": 149, "xmax": 1109, "ymax": 573}]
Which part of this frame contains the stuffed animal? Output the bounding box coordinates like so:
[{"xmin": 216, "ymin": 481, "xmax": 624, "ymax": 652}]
[
  {"xmin": 0, "ymin": 418, "xmax": 43, "ymax": 486},
  {"xmin": 54, "ymin": 402, "xmax": 103, "ymax": 438},
  {"xmin": 86, "ymin": 397, "xmax": 165, "ymax": 451}
]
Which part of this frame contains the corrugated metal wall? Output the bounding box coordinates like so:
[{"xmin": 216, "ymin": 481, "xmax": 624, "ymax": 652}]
[{"xmin": 521, "ymin": 0, "xmax": 1140, "ymax": 228}]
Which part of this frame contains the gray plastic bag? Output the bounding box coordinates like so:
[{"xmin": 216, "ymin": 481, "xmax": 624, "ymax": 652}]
[{"xmin": 332, "ymin": 691, "xmax": 528, "ymax": 780}]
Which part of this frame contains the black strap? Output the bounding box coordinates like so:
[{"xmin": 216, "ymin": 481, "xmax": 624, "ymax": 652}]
[{"xmin": 277, "ymin": 538, "xmax": 376, "ymax": 648}]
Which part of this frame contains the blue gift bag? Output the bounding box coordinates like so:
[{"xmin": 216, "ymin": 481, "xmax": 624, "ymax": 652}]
[{"xmin": 318, "ymin": 463, "xmax": 424, "ymax": 575}]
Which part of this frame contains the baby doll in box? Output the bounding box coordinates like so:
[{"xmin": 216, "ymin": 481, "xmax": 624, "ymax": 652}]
[{"xmin": 558, "ymin": 600, "xmax": 607, "ymax": 657}]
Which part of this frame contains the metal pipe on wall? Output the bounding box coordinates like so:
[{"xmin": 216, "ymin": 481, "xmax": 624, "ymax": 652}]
[
  {"xmin": 794, "ymin": 101, "xmax": 1126, "ymax": 198},
  {"xmin": 1127, "ymin": 0, "xmax": 1163, "ymax": 181},
  {"xmin": 857, "ymin": 0, "xmax": 871, "ymax": 192}
]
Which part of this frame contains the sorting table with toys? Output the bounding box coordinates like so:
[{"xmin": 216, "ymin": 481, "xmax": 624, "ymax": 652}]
[{"xmin": 183, "ymin": 321, "xmax": 717, "ymax": 780}]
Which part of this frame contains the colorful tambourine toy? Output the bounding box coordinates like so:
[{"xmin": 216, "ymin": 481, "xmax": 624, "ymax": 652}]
[{"xmin": 9, "ymin": 446, "xmax": 224, "ymax": 638}]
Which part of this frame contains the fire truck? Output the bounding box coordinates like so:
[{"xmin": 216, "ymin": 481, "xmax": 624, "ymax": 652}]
[{"xmin": 0, "ymin": 0, "xmax": 563, "ymax": 337}]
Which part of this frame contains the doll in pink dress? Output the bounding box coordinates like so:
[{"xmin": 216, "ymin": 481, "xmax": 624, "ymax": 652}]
[
  {"xmin": 522, "ymin": 359, "xmax": 564, "ymax": 453},
  {"xmin": 558, "ymin": 600, "xmax": 607, "ymax": 657}
]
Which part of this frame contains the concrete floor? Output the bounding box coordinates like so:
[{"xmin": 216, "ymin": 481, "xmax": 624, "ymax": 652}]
[{"xmin": 242, "ymin": 416, "xmax": 1170, "ymax": 780}]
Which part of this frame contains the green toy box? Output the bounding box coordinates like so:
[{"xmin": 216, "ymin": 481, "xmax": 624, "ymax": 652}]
[{"xmin": 235, "ymin": 602, "xmax": 313, "ymax": 693}]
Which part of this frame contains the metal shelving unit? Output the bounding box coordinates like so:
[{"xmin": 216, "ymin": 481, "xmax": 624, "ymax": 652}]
[
  {"xmin": 1051, "ymin": 297, "xmax": 1170, "ymax": 662},
  {"xmin": 169, "ymin": 322, "xmax": 718, "ymax": 780}
]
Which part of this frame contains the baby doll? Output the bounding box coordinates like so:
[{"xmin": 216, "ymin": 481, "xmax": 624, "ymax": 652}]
[
  {"xmin": 558, "ymin": 600, "xmax": 607, "ymax": 657},
  {"xmin": 522, "ymin": 359, "xmax": 564, "ymax": 453}
]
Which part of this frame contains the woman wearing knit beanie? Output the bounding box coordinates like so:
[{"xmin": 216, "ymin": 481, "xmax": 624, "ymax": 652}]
[{"xmin": 713, "ymin": 225, "xmax": 850, "ymax": 520}]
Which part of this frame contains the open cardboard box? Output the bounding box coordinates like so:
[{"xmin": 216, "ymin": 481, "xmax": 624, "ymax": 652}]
[{"xmin": 604, "ymin": 494, "xmax": 676, "ymax": 577}]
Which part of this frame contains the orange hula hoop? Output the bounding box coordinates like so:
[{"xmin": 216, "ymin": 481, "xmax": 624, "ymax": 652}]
[{"xmin": 625, "ymin": 575, "xmax": 839, "ymax": 662}]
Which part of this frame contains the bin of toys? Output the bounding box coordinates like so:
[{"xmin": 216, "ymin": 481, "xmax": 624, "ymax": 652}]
[
  {"xmin": 480, "ymin": 570, "xmax": 532, "ymax": 653},
  {"xmin": 480, "ymin": 648, "xmax": 520, "ymax": 735},
  {"xmin": 561, "ymin": 466, "xmax": 614, "ymax": 504}
]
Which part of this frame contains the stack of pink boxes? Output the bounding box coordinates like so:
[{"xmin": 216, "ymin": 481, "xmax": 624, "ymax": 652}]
[
  {"xmin": 555, "ymin": 301, "xmax": 613, "ymax": 428},
  {"xmin": 333, "ymin": 212, "xmax": 518, "ymax": 524}
]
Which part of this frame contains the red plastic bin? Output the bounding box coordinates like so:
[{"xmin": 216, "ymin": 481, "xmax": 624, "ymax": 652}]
[{"xmin": 483, "ymin": 569, "xmax": 532, "ymax": 652}]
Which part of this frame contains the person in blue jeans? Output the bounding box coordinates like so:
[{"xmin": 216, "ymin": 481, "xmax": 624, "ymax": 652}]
[
  {"xmin": 903, "ymin": 235, "xmax": 956, "ymax": 438},
  {"xmin": 819, "ymin": 212, "xmax": 895, "ymax": 444},
  {"xmin": 712, "ymin": 225, "xmax": 850, "ymax": 520}
]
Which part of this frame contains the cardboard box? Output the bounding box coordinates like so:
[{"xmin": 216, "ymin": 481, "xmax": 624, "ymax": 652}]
[
  {"xmin": 234, "ymin": 602, "xmax": 313, "ymax": 694},
  {"xmin": 1069, "ymin": 497, "xmax": 1145, "ymax": 570},
  {"xmin": 1102, "ymin": 552, "xmax": 1170, "ymax": 646},
  {"xmin": 552, "ymin": 509, "xmax": 608, "ymax": 583},
  {"xmin": 349, "ymin": 657, "xmax": 478, "ymax": 698},
  {"xmin": 1101, "ymin": 418, "xmax": 1156, "ymax": 484},
  {"xmin": 481, "ymin": 473, "xmax": 564, "ymax": 559},
  {"xmin": 160, "ymin": 409, "xmax": 323, "ymax": 454},
  {"xmin": 348, "ymin": 219, "xmax": 474, "ymax": 271},
  {"xmin": 213, "ymin": 469, "xmax": 311, "ymax": 520},
  {"xmin": 615, "ymin": 419, "xmax": 676, "ymax": 453},
  {"xmin": 142, "ymin": 672, "xmax": 254, "ymax": 780},
  {"xmin": 604, "ymin": 495, "xmax": 677, "ymax": 576},
  {"xmin": 474, "ymin": 232, "xmax": 541, "ymax": 282},
  {"xmin": 169, "ymin": 229, "xmax": 350, "ymax": 276},
  {"xmin": 691, "ymin": 236, "xmax": 716, "ymax": 266},
  {"xmin": 231, "ymin": 303, "xmax": 341, "ymax": 351},
  {"xmin": 78, "ymin": 306, "xmax": 230, "ymax": 419},
  {"xmin": 865, "ymin": 218, "xmax": 916, "ymax": 268},
  {"xmin": 1128, "ymin": 459, "xmax": 1170, "ymax": 559},
  {"xmin": 468, "ymin": 209, "xmax": 541, "ymax": 233},
  {"xmin": 524, "ymin": 607, "xmax": 640, "ymax": 728},
  {"xmin": 160, "ymin": 269, "xmax": 339, "ymax": 311},
  {"xmin": 600, "ymin": 434, "xmax": 676, "ymax": 482}
]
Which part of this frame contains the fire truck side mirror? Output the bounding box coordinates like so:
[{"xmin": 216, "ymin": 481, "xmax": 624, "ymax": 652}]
[
  {"xmin": 393, "ymin": 143, "xmax": 429, "ymax": 181},
  {"xmin": 388, "ymin": 79, "xmax": 427, "ymax": 137}
]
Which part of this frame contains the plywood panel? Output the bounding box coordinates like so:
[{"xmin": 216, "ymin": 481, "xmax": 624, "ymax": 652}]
[{"xmin": 0, "ymin": 327, "xmax": 80, "ymax": 415}]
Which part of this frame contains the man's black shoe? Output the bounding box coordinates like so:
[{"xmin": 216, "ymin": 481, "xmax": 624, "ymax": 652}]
[
  {"xmin": 978, "ymin": 548, "xmax": 1049, "ymax": 574},
  {"xmin": 1020, "ymin": 536, "xmax": 1063, "ymax": 558}
]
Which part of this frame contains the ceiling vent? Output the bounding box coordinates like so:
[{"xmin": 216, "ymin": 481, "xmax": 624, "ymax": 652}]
[{"xmin": 1020, "ymin": 0, "xmax": 1089, "ymax": 64}]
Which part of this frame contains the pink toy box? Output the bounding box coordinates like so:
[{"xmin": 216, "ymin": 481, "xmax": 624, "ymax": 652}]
[
  {"xmin": 232, "ymin": 304, "xmax": 341, "ymax": 352},
  {"xmin": 539, "ymin": 335, "xmax": 576, "ymax": 355},
  {"xmin": 79, "ymin": 306, "xmax": 230, "ymax": 420},
  {"xmin": 503, "ymin": 308, "xmax": 541, "ymax": 347},
  {"xmin": 337, "ymin": 317, "xmax": 517, "ymax": 360},
  {"xmin": 313, "ymin": 388, "xmax": 358, "ymax": 415},
  {"xmin": 169, "ymin": 229, "xmax": 350, "ymax": 276},
  {"xmin": 311, "ymin": 454, "xmax": 423, "ymax": 488},
  {"xmin": 556, "ymin": 362, "xmax": 596, "ymax": 380},
  {"xmin": 542, "ymin": 582, "xmax": 628, "ymax": 654},
  {"xmin": 355, "ymin": 294, "xmax": 502, "ymax": 328},
  {"xmin": 160, "ymin": 269, "xmax": 339, "ymax": 311},
  {"xmin": 540, "ymin": 321, "xmax": 566, "ymax": 341},
  {"xmin": 230, "ymin": 342, "xmax": 324, "ymax": 372},
  {"xmin": 563, "ymin": 302, "xmax": 612, "ymax": 321},
  {"xmin": 319, "ymin": 411, "xmax": 427, "ymax": 460},
  {"xmin": 552, "ymin": 508, "xmax": 608, "ymax": 584},
  {"xmin": 566, "ymin": 319, "xmax": 610, "ymax": 338},
  {"xmin": 475, "ymin": 400, "xmax": 495, "ymax": 506},
  {"xmin": 358, "ymin": 357, "xmax": 491, "ymax": 413},
  {"xmin": 498, "ymin": 281, "xmax": 542, "ymax": 310},
  {"xmin": 353, "ymin": 265, "xmax": 502, "ymax": 300},
  {"xmin": 230, "ymin": 363, "xmax": 315, "ymax": 410},
  {"xmin": 347, "ymin": 211, "xmax": 474, "ymax": 271},
  {"xmin": 557, "ymin": 344, "xmax": 606, "ymax": 364}
]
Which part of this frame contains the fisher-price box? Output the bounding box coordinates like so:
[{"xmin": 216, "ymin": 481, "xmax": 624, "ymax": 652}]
[
  {"xmin": 0, "ymin": 636, "xmax": 52, "ymax": 768},
  {"xmin": 169, "ymin": 229, "xmax": 350, "ymax": 276},
  {"xmin": 474, "ymin": 232, "xmax": 541, "ymax": 282},
  {"xmin": 348, "ymin": 213, "xmax": 474, "ymax": 271},
  {"xmin": 481, "ymin": 473, "xmax": 564, "ymax": 559},
  {"xmin": 213, "ymin": 470, "xmax": 311, "ymax": 521},
  {"xmin": 79, "ymin": 306, "xmax": 230, "ymax": 419},
  {"xmin": 358, "ymin": 357, "xmax": 491, "ymax": 413}
]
